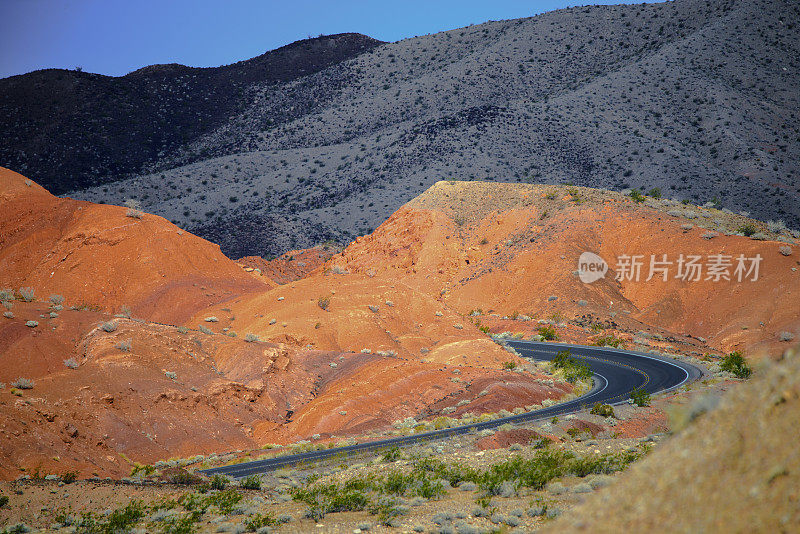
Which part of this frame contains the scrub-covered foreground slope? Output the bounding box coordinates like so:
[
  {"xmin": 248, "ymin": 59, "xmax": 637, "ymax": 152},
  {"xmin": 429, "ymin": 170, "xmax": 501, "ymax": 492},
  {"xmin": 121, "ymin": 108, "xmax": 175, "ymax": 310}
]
[
  {"xmin": 546, "ymin": 344, "xmax": 800, "ymax": 532},
  {"xmin": 57, "ymin": 0, "xmax": 800, "ymax": 257}
]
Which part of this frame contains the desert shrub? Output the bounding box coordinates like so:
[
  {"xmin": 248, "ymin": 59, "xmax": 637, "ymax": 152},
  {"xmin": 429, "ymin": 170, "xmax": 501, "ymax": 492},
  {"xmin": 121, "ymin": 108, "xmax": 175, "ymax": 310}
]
[
  {"xmin": 77, "ymin": 500, "xmax": 146, "ymax": 534},
  {"xmin": 648, "ymin": 187, "xmax": 662, "ymax": 199},
  {"xmin": 159, "ymin": 515, "xmax": 196, "ymax": 534},
  {"xmin": 198, "ymin": 325, "xmax": 213, "ymax": 335},
  {"xmin": 64, "ymin": 358, "xmax": 79, "ymax": 369},
  {"xmin": 18, "ymin": 287, "xmax": 35, "ymax": 302},
  {"xmin": 590, "ymin": 403, "xmax": 615, "ymax": 418},
  {"xmin": 205, "ymin": 489, "xmax": 242, "ymax": 514},
  {"xmin": 204, "ymin": 316, "xmax": 218, "ymax": 323},
  {"xmin": 101, "ymin": 321, "xmax": 117, "ymax": 332},
  {"xmin": 382, "ymin": 446, "xmax": 401, "ymax": 462},
  {"xmin": 503, "ymin": 361, "xmax": 517, "ymax": 370},
  {"xmin": 124, "ymin": 199, "xmax": 143, "ymax": 219},
  {"xmin": 629, "ymin": 190, "xmax": 645, "ymax": 203},
  {"xmin": 115, "ymin": 340, "xmax": 132, "ymax": 352},
  {"xmin": 240, "ymin": 474, "xmax": 262, "ymax": 490},
  {"xmin": 737, "ymin": 223, "xmax": 757, "ymax": 237},
  {"xmin": 209, "ymin": 474, "xmax": 229, "ymax": 491},
  {"xmin": 720, "ymin": 351, "xmax": 752, "ymax": 378},
  {"xmin": 532, "ymin": 437, "xmax": 552, "ymax": 449},
  {"xmin": 767, "ymin": 219, "xmax": 786, "ymax": 233},
  {"xmin": 551, "ymin": 350, "xmax": 591, "ymax": 383},
  {"xmin": 630, "ymin": 387, "xmax": 650, "ymax": 407},
  {"xmin": 130, "ymin": 463, "xmax": 155, "ymax": 477},
  {"xmin": 0, "ymin": 289, "xmax": 13, "ymax": 302},
  {"xmin": 61, "ymin": 471, "xmax": 78, "ymax": 484},
  {"xmin": 11, "ymin": 378, "xmax": 34, "ymax": 390},
  {"xmin": 779, "ymin": 331, "xmax": 795, "ymax": 342},
  {"xmin": 292, "ymin": 483, "xmax": 369, "ymax": 520},
  {"xmin": 177, "ymin": 326, "xmax": 189, "ymax": 334},
  {"xmin": 590, "ymin": 334, "xmax": 625, "ymax": 348},
  {"xmin": 318, "ymin": 296, "xmax": 331, "ymax": 311},
  {"xmin": 165, "ymin": 371, "xmax": 177, "ymax": 380},
  {"xmin": 537, "ymin": 325, "xmax": 558, "ymax": 340},
  {"xmin": 245, "ymin": 512, "xmax": 277, "ymax": 531},
  {"xmin": 244, "ymin": 333, "xmax": 259, "ymax": 343},
  {"xmin": 25, "ymin": 320, "xmax": 38, "ymax": 328},
  {"xmin": 49, "ymin": 294, "xmax": 65, "ymax": 306},
  {"xmin": 167, "ymin": 470, "xmax": 202, "ymax": 485}
]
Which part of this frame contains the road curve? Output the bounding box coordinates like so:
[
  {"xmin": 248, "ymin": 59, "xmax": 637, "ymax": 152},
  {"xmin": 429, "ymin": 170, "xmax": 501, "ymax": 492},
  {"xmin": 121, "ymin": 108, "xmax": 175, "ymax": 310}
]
[{"xmin": 201, "ymin": 340, "xmax": 702, "ymax": 479}]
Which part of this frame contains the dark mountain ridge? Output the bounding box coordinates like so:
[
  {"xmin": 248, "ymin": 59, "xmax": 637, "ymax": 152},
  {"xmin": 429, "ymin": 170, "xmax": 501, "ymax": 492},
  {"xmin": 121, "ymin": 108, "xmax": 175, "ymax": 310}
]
[{"xmin": 0, "ymin": 32, "xmax": 383, "ymax": 194}]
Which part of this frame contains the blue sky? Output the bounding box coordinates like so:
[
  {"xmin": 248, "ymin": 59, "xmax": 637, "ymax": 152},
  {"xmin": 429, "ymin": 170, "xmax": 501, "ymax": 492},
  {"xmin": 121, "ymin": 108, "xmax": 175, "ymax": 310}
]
[{"xmin": 0, "ymin": 0, "xmax": 657, "ymax": 79}]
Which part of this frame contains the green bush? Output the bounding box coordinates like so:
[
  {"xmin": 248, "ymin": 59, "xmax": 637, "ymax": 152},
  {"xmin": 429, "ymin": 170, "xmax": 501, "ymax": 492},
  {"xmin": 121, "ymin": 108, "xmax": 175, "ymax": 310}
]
[
  {"xmin": 590, "ymin": 403, "xmax": 615, "ymax": 417},
  {"xmin": 629, "ymin": 190, "xmax": 645, "ymax": 203},
  {"xmin": 368, "ymin": 498, "xmax": 404, "ymax": 526},
  {"xmin": 130, "ymin": 463, "xmax": 155, "ymax": 477},
  {"xmin": 292, "ymin": 483, "xmax": 369, "ymax": 520},
  {"xmin": 18, "ymin": 287, "xmax": 35, "ymax": 302},
  {"xmin": 159, "ymin": 515, "xmax": 196, "ymax": 534},
  {"xmin": 244, "ymin": 512, "xmax": 277, "ymax": 531},
  {"xmin": 720, "ymin": 351, "xmax": 752, "ymax": 378},
  {"xmin": 630, "ymin": 387, "xmax": 651, "ymax": 407},
  {"xmin": 76, "ymin": 500, "xmax": 146, "ymax": 534},
  {"xmin": 204, "ymin": 489, "xmax": 242, "ymax": 514},
  {"xmin": 503, "ymin": 361, "xmax": 517, "ymax": 370},
  {"xmin": 240, "ymin": 474, "xmax": 262, "ymax": 490},
  {"xmin": 381, "ymin": 446, "xmax": 401, "ymax": 462},
  {"xmin": 590, "ymin": 334, "xmax": 625, "ymax": 348},
  {"xmin": 551, "ymin": 350, "xmax": 592, "ymax": 383},
  {"xmin": 538, "ymin": 325, "xmax": 558, "ymax": 340},
  {"xmin": 737, "ymin": 224, "xmax": 757, "ymax": 237},
  {"xmin": 648, "ymin": 187, "xmax": 662, "ymax": 199},
  {"xmin": 0, "ymin": 495, "xmax": 8, "ymax": 508},
  {"xmin": 209, "ymin": 474, "xmax": 228, "ymax": 490}
]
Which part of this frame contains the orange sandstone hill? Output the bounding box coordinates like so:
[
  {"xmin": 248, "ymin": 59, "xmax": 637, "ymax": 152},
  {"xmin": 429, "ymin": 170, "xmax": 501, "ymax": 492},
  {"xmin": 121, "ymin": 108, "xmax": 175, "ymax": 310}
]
[
  {"xmin": 0, "ymin": 167, "xmax": 268, "ymax": 325},
  {"xmin": 324, "ymin": 181, "xmax": 799, "ymax": 356},
  {"xmin": 0, "ymin": 171, "xmax": 570, "ymax": 479}
]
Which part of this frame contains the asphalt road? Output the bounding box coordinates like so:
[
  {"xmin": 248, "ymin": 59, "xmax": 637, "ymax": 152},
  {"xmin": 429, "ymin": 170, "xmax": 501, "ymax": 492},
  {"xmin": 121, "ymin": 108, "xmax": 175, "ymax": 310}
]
[{"xmin": 201, "ymin": 340, "xmax": 702, "ymax": 479}]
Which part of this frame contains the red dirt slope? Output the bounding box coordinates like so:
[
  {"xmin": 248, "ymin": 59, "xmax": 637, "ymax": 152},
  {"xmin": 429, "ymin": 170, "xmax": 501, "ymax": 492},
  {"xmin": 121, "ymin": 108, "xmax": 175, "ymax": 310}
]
[
  {"xmin": 0, "ymin": 167, "xmax": 269, "ymax": 324},
  {"xmin": 238, "ymin": 244, "xmax": 339, "ymax": 284},
  {"xmin": 327, "ymin": 181, "xmax": 798, "ymax": 356}
]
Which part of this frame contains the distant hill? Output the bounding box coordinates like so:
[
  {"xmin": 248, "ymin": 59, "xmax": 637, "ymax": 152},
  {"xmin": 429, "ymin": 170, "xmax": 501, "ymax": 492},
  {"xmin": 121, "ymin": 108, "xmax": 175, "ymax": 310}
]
[
  {"xmin": 0, "ymin": 33, "xmax": 383, "ymax": 193},
  {"xmin": 2, "ymin": 0, "xmax": 798, "ymax": 258}
]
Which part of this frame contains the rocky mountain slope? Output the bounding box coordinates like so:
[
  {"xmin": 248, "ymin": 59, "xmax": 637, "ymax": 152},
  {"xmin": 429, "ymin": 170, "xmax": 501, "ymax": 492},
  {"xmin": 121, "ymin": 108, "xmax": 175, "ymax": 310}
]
[
  {"xmin": 0, "ymin": 33, "xmax": 382, "ymax": 194},
  {"xmin": 35, "ymin": 0, "xmax": 799, "ymax": 258}
]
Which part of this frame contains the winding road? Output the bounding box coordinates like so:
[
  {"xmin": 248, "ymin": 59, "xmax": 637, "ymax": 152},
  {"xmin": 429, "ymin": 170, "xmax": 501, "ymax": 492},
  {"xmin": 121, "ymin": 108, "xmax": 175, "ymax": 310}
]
[{"xmin": 201, "ymin": 340, "xmax": 702, "ymax": 479}]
